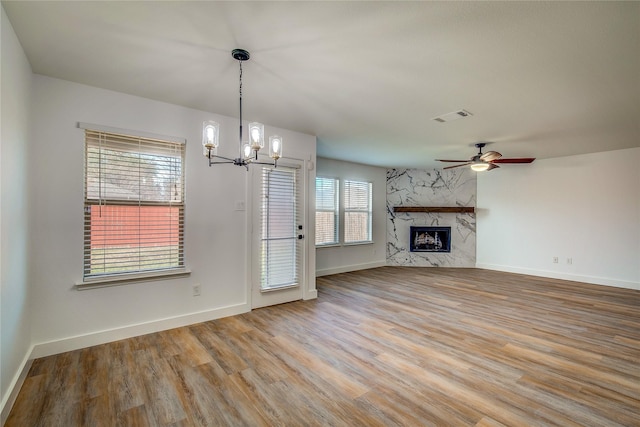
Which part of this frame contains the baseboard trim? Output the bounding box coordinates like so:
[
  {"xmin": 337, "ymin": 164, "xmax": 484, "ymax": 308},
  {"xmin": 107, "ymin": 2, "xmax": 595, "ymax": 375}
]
[
  {"xmin": 476, "ymin": 263, "xmax": 639, "ymax": 290},
  {"xmin": 316, "ymin": 261, "xmax": 387, "ymax": 277},
  {"xmin": 30, "ymin": 302, "xmax": 250, "ymax": 359},
  {"xmin": 1, "ymin": 346, "xmax": 34, "ymax": 425},
  {"xmin": 304, "ymin": 289, "xmax": 318, "ymax": 300},
  {"xmin": 4, "ymin": 303, "xmax": 250, "ymax": 420}
]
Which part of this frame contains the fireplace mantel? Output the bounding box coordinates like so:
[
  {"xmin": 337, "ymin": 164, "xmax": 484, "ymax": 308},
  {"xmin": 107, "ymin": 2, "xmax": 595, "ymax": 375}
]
[{"xmin": 393, "ymin": 206, "xmax": 475, "ymax": 213}]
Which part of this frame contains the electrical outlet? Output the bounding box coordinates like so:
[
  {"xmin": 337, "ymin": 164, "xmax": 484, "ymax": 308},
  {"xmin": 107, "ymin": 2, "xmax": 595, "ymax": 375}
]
[
  {"xmin": 567, "ymin": 258, "xmax": 572, "ymax": 265},
  {"xmin": 192, "ymin": 284, "xmax": 201, "ymax": 296},
  {"xmin": 553, "ymin": 257, "xmax": 558, "ymax": 264}
]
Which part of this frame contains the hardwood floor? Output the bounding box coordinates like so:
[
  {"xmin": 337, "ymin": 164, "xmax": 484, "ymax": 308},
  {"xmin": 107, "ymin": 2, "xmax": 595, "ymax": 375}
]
[{"xmin": 6, "ymin": 267, "xmax": 640, "ymax": 426}]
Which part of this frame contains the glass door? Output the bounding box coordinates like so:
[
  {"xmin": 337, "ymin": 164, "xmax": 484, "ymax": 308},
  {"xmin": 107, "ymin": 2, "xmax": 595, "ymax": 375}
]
[{"xmin": 251, "ymin": 161, "xmax": 304, "ymax": 308}]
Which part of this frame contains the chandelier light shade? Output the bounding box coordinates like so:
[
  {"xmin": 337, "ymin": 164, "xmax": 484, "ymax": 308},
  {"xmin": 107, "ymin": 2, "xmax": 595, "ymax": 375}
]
[
  {"xmin": 269, "ymin": 135, "xmax": 283, "ymax": 160},
  {"xmin": 202, "ymin": 49, "xmax": 282, "ymax": 169},
  {"xmin": 248, "ymin": 122, "xmax": 264, "ymax": 151},
  {"xmin": 202, "ymin": 120, "xmax": 220, "ymax": 156}
]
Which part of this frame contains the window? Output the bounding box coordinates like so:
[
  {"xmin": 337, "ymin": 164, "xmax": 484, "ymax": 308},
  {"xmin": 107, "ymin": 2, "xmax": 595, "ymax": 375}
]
[
  {"xmin": 315, "ymin": 177, "xmax": 339, "ymax": 246},
  {"xmin": 344, "ymin": 180, "xmax": 372, "ymax": 244},
  {"xmin": 83, "ymin": 129, "xmax": 185, "ymax": 281}
]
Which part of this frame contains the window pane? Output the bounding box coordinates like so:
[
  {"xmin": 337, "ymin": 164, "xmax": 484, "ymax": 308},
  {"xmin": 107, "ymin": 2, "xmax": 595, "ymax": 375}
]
[
  {"xmin": 85, "ymin": 205, "xmax": 183, "ymax": 275},
  {"xmin": 86, "ymin": 148, "xmax": 183, "ymax": 203},
  {"xmin": 84, "ymin": 130, "xmax": 185, "ymax": 279},
  {"xmin": 344, "ymin": 182, "xmax": 369, "ymax": 209},
  {"xmin": 316, "ymin": 177, "xmax": 337, "ymax": 210},
  {"xmin": 315, "ymin": 211, "xmax": 337, "ymax": 245},
  {"xmin": 344, "ymin": 212, "xmax": 370, "ymax": 243},
  {"xmin": 315, "ymin": 177, "xmax": 339, "ymax": 245},
  {"xmin": 344, "ymin": 180, "xmax": 372, "ymax": 243}
]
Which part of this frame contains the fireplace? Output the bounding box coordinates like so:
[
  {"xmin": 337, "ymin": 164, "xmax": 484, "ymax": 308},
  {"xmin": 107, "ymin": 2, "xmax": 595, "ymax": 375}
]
[{"xmin": 410, "ymin": 226, "xmax": 451, "ymax": 252}]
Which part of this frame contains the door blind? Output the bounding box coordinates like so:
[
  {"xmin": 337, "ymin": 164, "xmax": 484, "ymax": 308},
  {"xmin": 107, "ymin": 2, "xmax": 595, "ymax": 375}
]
[
  {"xmin": 260, "ymin": 166, "xmax": 301, "ymax": 290},
  {"xmin": 84, "ymin": 129, "xmax": 185, "ymax": 279}
]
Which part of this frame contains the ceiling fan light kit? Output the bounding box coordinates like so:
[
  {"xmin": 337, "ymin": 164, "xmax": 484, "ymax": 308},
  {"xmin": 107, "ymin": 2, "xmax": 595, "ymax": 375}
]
[
  {"xmin": 202, "ymin": 49, "xmax": 282, "ymax": 170},
  {"xmin": 470, "ymin": 161, "xmax": 490, "ymax": 172},
  {"xmin": 436, "ymin": 142, "xmax": 535, "ymax": 172}
]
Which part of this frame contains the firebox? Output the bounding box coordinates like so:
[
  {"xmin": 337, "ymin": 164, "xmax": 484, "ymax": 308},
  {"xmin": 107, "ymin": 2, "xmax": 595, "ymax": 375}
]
[{"xmin": 409, "ymin": 226, "xmax": 451, "ymax": 252}]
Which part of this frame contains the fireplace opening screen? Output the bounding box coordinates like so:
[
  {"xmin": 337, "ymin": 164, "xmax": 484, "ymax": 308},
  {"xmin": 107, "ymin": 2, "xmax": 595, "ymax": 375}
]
[{"xmin": 410, "ymin": 226, "xmax": 451, "ymax": 252}]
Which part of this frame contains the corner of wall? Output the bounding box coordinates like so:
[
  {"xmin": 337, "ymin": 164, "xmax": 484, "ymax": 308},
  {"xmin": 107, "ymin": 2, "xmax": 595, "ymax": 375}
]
[
  {"xmin": 1, "ymin": 5, "xmax": 35, "ymax": 421},
  {"xmin": 1, "ymin": 348, "xmax": 34, "ymax": 425}
]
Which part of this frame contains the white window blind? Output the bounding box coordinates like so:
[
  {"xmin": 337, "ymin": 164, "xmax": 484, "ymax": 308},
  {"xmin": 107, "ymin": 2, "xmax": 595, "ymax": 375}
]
[
  {"xmin": 315, "ymin": 177, "xmax": 339, "ymax": 246},
  {"xmin": 84, "ymin": 129, "xmax": 185, "ymax": 280},
  {"xmin": 260, "ymin": 166, "xmax": 301, "ymax": 290},
  {"xmin": 344, "ymin": 180, "xmax": 372, "ymax": 243}
]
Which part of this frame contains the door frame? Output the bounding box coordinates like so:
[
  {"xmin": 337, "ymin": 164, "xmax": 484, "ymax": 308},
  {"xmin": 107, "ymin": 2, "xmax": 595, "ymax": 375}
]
[{"xmin": 246, "ymin": 155, "xmax": 312, "ymax": 309}]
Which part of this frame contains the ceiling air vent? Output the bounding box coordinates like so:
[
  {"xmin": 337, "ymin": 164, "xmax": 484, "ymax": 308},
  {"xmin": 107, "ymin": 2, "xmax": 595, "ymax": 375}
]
[{"xmin": 432, "ymin": 109, "xmax": 473, "ymax": 123}]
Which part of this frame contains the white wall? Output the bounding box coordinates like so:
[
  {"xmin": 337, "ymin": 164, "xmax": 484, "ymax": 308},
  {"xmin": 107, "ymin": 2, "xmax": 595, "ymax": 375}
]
[
  {"xmin": 28, "ymin": 75, "xmax": 316, "ymax": 357},
  {"xmin": 1, "ymin": 6, "xmax": 33, "ymax": 420},
  {"xmin": 315, "ymin": 157, "xmax": 387, "ymax": 276},
  {"xmin": 477, "ymin": 148, "xmax": 640, "ymax": 289}
]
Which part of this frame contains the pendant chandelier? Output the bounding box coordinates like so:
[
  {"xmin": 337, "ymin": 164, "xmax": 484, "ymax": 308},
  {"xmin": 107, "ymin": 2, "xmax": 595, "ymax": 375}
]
[{"xmin": 202, "ymin": 49, "xmax": 282, "ymax": 169}]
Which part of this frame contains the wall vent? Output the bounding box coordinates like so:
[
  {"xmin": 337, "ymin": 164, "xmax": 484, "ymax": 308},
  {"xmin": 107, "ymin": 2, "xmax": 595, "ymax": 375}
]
[{"xmin": 432, "ymin": 109, "xmax": 473, "ymax": 123}]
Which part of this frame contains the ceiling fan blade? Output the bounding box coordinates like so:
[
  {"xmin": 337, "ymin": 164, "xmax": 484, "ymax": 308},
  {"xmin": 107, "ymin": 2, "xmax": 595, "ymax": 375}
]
[
  {"xmin": 491, "ymin": 158, "xmax": 535, "ymax": 164},
  {"xmin": 480, "ymin": 151, "xmax": 502, "ymax": 162},
  {"xmin": 436, "ymin": 159, "xmax": 470, "ymax": 163},
  {"xmin": 443, "ymin": 162, "xmax": 471, "ymax": 170},
  {"xmin": 487, "ymin": 163, "xmax": 500, "ymax": 171}
]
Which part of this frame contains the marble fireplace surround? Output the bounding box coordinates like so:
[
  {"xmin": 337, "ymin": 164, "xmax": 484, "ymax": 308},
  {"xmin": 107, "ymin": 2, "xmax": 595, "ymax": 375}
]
[{"xmin": 387, "ymin": 168, "xmax": 476, "ymax": 267}]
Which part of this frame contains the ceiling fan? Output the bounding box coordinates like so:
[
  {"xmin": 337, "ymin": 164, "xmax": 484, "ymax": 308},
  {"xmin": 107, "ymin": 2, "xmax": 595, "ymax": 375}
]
[{"xmin": 436, "ymin": 143, "xmax": 535, "ymax": 172}]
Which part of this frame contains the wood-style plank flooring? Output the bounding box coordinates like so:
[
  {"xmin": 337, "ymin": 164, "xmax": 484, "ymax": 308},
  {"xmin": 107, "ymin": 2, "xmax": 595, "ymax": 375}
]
[{"xmin": 7, "ymin": 267, "xmax": 640, "ymax": 426}]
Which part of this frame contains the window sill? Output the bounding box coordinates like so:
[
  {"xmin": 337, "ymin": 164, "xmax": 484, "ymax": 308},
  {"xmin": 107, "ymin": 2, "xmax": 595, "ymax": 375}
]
[
  {"xmin": 343, "ymin": 241, "xmax": 374, "ymax": 246},
  {"xmin": 316, "ymin": 241, "xmax": 374, "ymax": 248},
  {"xmin": 76, "ymin": 268, "xmax": 191, "ymax": 290}
]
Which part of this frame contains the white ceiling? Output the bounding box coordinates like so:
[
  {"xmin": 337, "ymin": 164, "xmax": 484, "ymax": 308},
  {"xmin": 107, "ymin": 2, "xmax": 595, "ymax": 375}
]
[{"xmin": 3, "ymin": 1, "xmax": 639, "ymax": 168}]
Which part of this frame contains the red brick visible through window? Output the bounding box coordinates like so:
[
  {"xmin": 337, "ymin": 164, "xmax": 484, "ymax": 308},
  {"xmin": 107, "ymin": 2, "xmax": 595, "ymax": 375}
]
[{"xmin": 90, "ymin": 205, "xmax": 180, "ymax": 248}]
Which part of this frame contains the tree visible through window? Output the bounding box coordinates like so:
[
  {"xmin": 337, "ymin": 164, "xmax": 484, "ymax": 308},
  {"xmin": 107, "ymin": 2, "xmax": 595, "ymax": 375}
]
[{"xmin": 84, "ymin": 130, "xmax": 185, "ymax": 279}]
